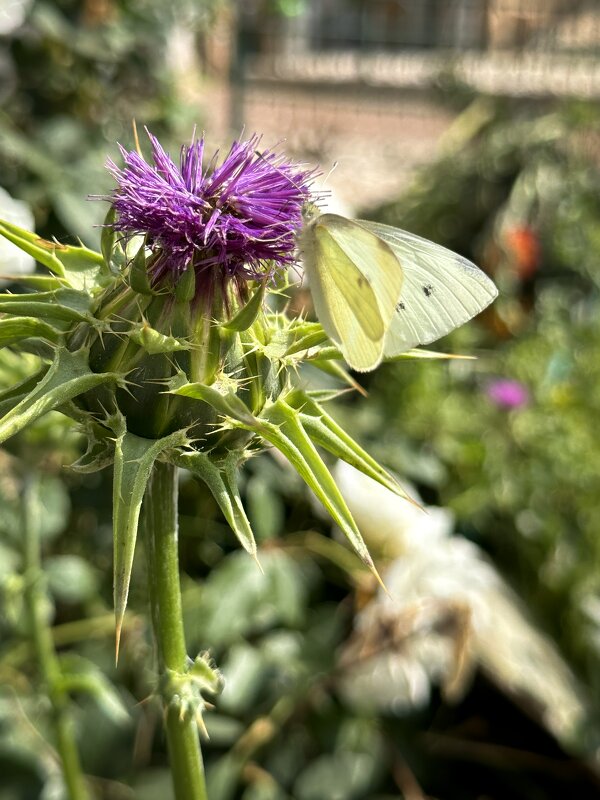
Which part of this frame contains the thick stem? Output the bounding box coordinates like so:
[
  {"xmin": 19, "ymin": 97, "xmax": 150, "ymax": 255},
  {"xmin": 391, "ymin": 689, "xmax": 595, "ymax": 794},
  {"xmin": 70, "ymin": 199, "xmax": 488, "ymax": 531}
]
[
  {"xmin": 22, "ymin": 479, "xmax": 89, "ymax": 800},
  {"xmin": 142, "ymin": 461, "xmax": 208, "ymax": 800}
]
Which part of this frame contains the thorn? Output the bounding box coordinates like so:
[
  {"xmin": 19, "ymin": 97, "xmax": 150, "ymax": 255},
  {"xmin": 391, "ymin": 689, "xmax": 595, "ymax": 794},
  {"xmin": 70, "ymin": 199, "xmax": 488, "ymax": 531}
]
[
  {"xmin": 196, "ymin": 711, "xmax": 209, "ymax": 739},
  {"xmin": 132, "ymin": 119, "xmax": 142, "ymax": 157},
  {"xmin": 252, "ymin": 551, "xmax": 264, "ymax": 575},
  {"xmin": 370, "ymin": 561, "xmax": 391, "ymax": 599},
  {"xmin": 350, "ymin": 377, "xmax": 368, "ymax": 397},
  {"xmin": 115, "ymin": 616, "xmax": 122, "ymax": 666},
  {"xmin": 397, "ymin": 484, "xmax": 424, "ymax": 511}
]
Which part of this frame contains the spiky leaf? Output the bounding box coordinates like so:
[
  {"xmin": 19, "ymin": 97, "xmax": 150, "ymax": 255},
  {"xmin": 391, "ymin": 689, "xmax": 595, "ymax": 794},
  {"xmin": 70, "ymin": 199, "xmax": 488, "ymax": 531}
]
[
  {"xmin": 112, "ymin": 425, "xmax": 189, "ymax": 654},
  {"xmin": 172, "ymin": 449, "xmax": 257, "ymax": 557},
  {"xmin": 100, "ymin": 206, "xmax": 117, "ymax": 267},
  {"xmin": 128, "ymin": 241, "xmax": 153, "ymax": 295},
  {"xmin": 169, "ymin": 380, "xmax": 256, "ymax": 426},
  {"xmin": 0, "ymin": 288, "xmax": 94, "ymax": 324},
  {"xmin": 0, "ymin": 317, "xmax": 62, "ymax": 348},
  {"xmin": 222, "ymin": 282, "xmax": 266, "ymax": 332},
  {"xmin": 0, "ymin": 274, "xmax": 67, "ymax": 290},
  {"xmin": 0, "ymin": 348, "xmax": 121, "ymax": 444},
  {"xmin": 0, "ymin": 217, "xmax": 109, "ymax": 292},
  {"xmin": 129, "ymin": 323, "xmax": 190, "ymax": 355},
  {"xmin": 285, "ymin": 391, "xmax": 411, "ymax": 502},
  {"xmin": 253, "ymin": 400, "xmax": 380, "ymax": 578}
]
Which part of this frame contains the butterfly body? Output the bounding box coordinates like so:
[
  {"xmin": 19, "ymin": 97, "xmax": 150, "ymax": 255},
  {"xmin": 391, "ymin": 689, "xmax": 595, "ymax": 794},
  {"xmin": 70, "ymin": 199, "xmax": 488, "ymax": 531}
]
[{"xmin": 299, "ymin": 212, "xmax": 498, "ymax": 372}]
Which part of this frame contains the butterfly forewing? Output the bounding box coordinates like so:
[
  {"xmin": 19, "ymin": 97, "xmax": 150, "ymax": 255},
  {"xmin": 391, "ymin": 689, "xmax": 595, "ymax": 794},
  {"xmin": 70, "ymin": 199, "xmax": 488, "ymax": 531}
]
[
  {"xmin": 320, "ymin": 215, "xmax": 404, "ymax": 330},
  {"xmin": 358, "ymin": 220, "xmax": 498, "ymax": 355},
  {"xmin": 300, "ymin": 214, "xmax": 403, "ymax": 371}
]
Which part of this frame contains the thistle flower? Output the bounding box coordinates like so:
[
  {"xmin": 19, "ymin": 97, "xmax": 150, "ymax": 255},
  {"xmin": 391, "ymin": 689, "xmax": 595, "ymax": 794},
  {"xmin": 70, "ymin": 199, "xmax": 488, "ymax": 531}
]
[
  {"xmin": 486, "ymin": 378, "xmax": 529, "ymax": 409},
  {"xmin": 107, "ymin": 131, "xmax": 316, "ymax": 295}
]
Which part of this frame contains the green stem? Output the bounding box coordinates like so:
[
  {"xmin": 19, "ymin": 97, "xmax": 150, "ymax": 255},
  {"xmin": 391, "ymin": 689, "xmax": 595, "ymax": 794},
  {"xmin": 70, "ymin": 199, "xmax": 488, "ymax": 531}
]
[
  {"xmin": 22, "ymin": 478, "xmax": 89, "ymax": 800},
  {"xmin": 142, "ymin": 461, "xmax": 208, "ymax": 800}
]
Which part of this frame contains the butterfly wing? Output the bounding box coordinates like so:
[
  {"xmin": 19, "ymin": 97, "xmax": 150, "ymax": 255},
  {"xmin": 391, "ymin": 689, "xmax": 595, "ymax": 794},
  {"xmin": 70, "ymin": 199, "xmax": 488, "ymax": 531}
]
[
  {"xmin": 357, "ymin": 219, "xmax": 498, "ymax": 355},
  {"xmin": 300, "ymin": 214, "xmax": 403, "ymax": 371}
]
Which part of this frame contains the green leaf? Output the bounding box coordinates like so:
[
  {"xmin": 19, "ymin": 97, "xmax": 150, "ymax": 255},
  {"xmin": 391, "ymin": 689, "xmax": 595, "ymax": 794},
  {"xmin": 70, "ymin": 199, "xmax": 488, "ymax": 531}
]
[
  {"xmin": 0, "ymin": 217, "xmax": 65, "ymax": 277},
  {"xmin": 70, "ymin": 437, "xmax": 115, "ymax": 473},
  {"xmin": 387, "ymin": 348, "xmax": 477, "ymax": 360},
  {"xmin": 170, "ymin": 380, "xmax": 257, "ymax": 426},
  {"xmin": 0, "ymin": 217, "xmax": 109, "ymax": 292},
  {"xmin": 172, "ymin": 449, "xmax": 257, "ymax": 557},
  {"xmin": 58, "ymin": 653, "xmax": 129, "ymax": 724},
  {"xmin": 283, "ymin": 323, "xmax": 330, "ymax": 356},
  {"xmin": 69, "ymin": 420, "xmax": 115, "ymax": 473},
  {"xmin": 0, "ymin": 274, "xmax": 67, "ymax": 290},
  {"xmin": 308, "ymin": 358, "xmax": 366, "ymax": 395},
  {"xmin": 175, "ymin": 263, "xmax": 196, "ymax": 303},
  {"xmin": 195, "ymin": 550, "xmax": 306, "ymax": 648},
  {"xmin": 304, "ymin": 346, "xmax": 343, "ymax": 362},
  {"xmin": 0, "ymin": 288, "xmax": 94, "ymax": 324},
  {"xmin": 0, "ymin": 317, "xmax": 62, "ymax": 348},
  {"xmin": 294, "ymin": 751, "xmax": 378, "ymax": 800},
  {"xmin": 101, "ymin": 205, "xmax": 116, "ymax": 266},
  {"xmin": 246, "ymin": 473, "xmax": 285, "ymax": 541},
  {"xmin": 286, "ymin": 392, "xmax": 411, "ymax": 501},
  {"xmin": 218, "ymin": 642, "xmax": 265, "ymax": 714},
  {"xmin": 112, "ymin": 425, "xmax": 189, "ymax": 654},
  {"xmin": 129, "ymin": 322, "xmax": 190, "ymax": 355},
  {"xmin": 222, "ymin": 282, "xmax": 266, "ymax": 332},
  {"xmin": 1, "ymin": 472, "xmax": 70, "ymax": 543},
  {"xmin": 0, "ymin": 347, "xmax": 120, "ymax": 444},
  {"xmin": 46, "ymin": 555, "xmax": 99, "ymax": 604},
  {"xmin": 128, "ymin": 241, "xmax": 154, "ymax": 294},
  {"xmin": 254, "ymin": 401, "xmax": 379, "ymax": 578},
  {"xmin": 0, "ymin": 365, "xmax": 48, "ymax": 418}
]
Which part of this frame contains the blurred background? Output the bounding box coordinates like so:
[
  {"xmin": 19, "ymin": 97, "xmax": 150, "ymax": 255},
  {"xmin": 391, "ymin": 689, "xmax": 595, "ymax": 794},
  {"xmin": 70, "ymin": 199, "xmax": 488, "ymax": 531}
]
[{"xmin": 2, "ymin": 1, "xmax": 600, "ymax": 798}]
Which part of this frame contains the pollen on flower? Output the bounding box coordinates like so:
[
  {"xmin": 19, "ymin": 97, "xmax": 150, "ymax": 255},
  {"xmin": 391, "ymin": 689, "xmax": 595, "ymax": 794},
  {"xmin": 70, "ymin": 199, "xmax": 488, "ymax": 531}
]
[{"xmin": 105, "ymin": 130, "xmax": 318, "ymax": 292}]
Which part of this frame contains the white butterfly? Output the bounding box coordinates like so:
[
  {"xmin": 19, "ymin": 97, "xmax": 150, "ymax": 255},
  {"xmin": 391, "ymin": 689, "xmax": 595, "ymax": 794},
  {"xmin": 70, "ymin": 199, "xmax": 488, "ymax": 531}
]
[{"xmin": 299, "ymin": 212, "xmax": 498, "ymax": 372}]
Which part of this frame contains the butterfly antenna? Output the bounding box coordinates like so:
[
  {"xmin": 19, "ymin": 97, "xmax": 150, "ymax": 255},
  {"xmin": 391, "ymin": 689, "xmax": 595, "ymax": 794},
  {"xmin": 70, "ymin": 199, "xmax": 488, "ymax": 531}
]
[{"xmin": 322, "ymin": 160, "xmax": 338, "ymax": 189}]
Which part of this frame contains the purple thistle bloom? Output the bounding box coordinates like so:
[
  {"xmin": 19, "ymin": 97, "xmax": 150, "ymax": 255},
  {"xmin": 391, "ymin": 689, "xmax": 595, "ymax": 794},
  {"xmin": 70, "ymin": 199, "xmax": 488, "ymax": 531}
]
[
  {"xmin": 106, "ymin": 130, "xmax": 317, "ymax": 293},
  {"xmin": 486, "ymin": 379, "xmax": 530, "ymax": 409}
]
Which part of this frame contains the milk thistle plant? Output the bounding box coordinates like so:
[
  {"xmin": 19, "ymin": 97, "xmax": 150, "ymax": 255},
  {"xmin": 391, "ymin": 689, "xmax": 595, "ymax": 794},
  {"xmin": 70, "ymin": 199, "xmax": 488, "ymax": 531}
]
[{"xmin": 0, "ymin": 132, "xmax": 420, "ymax": 800}]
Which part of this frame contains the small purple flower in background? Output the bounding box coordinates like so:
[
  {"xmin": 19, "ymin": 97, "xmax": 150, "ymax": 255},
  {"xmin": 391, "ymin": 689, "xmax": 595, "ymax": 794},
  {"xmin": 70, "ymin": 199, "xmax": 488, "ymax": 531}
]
[
  {"xmin": 486, "ymin": 378, "xmax": 529, "ymax": 409},
  {"xmin": 106, "ymin": 130, "xmax": 316, "ymax": 293}
]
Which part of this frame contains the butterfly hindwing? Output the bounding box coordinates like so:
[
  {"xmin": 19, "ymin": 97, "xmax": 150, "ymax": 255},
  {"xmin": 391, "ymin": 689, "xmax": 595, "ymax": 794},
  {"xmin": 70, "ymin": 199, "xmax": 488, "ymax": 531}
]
[{"xmin": 357, "ymin": 220, "xmax": 498, "ymax": 355}]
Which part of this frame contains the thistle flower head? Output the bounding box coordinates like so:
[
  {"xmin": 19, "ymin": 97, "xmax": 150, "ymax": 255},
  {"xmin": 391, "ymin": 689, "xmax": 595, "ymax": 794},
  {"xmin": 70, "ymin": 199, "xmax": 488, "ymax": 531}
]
[
  {"xmin": 486, "ymin": 378, "xmax": 529, "ymax": 409},
  {"xmin": 106, "ymin": 130, "xmax": 316, "ymax": 293}
]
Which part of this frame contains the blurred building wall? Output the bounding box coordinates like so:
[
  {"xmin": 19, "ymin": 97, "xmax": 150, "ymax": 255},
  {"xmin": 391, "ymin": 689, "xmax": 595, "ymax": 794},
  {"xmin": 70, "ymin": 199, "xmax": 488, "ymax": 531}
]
[{"xmin": 198, "ymin": 0, "xmax": 600, "ymax": 212}]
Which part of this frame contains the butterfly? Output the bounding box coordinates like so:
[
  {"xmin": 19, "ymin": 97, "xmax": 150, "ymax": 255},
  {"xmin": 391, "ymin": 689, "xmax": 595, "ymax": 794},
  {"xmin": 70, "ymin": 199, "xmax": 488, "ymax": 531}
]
[{"xmin": 298, "ymin": 211, "xmax": 498, "ymax": 372}]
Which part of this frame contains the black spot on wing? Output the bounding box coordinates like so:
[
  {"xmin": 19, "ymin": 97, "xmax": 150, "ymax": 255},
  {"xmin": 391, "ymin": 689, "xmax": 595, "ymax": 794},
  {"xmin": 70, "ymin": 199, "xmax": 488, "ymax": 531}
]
[
  {"xmin": 422, "ymin": 284, "xmax": 434, "ymax": 297},
  {"xmin": 396, "ymin": 301, "xmax": 406, "ymax": 311}
]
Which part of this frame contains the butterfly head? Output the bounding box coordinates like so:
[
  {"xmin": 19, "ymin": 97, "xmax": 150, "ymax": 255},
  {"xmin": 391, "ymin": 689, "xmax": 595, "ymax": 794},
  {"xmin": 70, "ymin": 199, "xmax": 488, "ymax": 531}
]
[{"xmin": 301, "ymin": 202, "xmax": 322, "ymax": 226}]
